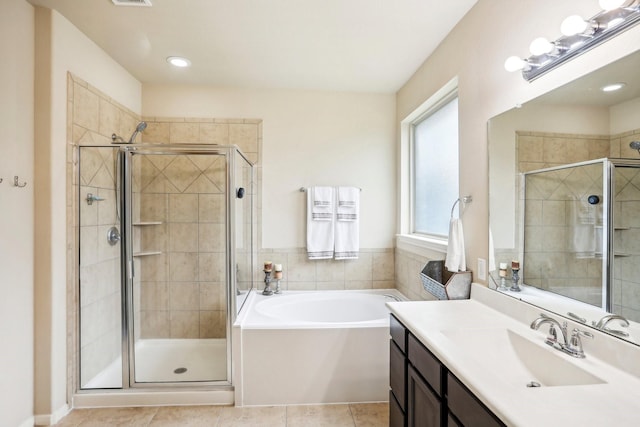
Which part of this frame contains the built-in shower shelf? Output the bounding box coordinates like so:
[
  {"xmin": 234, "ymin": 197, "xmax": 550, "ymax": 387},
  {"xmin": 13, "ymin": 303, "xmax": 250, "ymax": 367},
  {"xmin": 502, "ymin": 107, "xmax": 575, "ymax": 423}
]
[
  {"xmin": 133, "ymin": 221, "xmax": 163, "ymax": 226},
  {"xmin": 614, "ymin": 252, "xmax": 632, "ymax": 257},
  {"xmin": 133, "ymin": 251, "xmax": 162, "ymax": 257},
  {"xmin": 614, "ymin": 227, "xmax": 630, "ymax": 231}
]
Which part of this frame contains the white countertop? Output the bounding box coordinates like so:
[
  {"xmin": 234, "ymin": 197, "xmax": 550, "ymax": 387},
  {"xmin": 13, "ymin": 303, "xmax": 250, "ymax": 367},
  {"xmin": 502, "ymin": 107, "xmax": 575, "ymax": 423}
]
[{"xmin": 387, "ymin": 285, "xmax": 640, "ymax": 427}]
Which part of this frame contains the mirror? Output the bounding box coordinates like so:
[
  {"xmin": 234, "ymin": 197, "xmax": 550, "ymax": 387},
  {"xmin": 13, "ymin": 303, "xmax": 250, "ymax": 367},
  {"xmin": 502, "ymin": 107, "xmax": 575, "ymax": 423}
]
[{"xmin": 489, "ymin": 49, "xmax": 640, "ymax": 345}]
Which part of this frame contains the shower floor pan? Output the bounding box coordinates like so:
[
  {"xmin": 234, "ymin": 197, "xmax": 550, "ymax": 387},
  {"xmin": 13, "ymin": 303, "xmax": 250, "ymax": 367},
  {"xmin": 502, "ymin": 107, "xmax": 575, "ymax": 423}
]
[{"xmin": 83, "ymin": 338, "xmax": 227, "ymax": 388}]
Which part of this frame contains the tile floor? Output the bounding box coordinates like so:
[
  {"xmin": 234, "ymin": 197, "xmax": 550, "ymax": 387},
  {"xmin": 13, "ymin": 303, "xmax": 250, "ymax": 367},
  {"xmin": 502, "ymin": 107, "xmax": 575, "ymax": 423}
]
[{"xmin": 52, "ymin": 402, "xmax": 388, "ymax": 426}]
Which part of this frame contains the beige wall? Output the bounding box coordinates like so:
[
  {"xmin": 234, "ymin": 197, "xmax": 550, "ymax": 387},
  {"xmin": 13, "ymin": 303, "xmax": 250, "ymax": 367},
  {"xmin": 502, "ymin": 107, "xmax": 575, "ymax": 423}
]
[
  {"xmin": 0, "ymin": 2, "xmax": 34, "ymax": 426},
  {"xmin": 397, "ymin": 0, "xmax": 640, "ymax": 282},
  {"xmin": 34, "ymin": 7, "xmax": 142, "ymax": 422}
]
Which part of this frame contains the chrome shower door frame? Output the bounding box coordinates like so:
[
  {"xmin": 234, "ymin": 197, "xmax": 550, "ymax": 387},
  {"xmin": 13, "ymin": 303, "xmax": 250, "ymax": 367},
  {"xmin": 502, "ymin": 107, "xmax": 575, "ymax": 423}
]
[{"xmin": 77, "ymin": 143, "xmax": 253, "ymax": 391}]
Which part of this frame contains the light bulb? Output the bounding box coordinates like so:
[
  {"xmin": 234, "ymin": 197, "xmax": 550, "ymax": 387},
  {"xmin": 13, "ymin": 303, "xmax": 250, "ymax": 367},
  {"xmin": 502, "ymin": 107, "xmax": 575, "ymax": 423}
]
[
  {"xmin": 561, "ymin": 15, "xmax": 589, "ymax": 36},
  {"xmin": 529, "ymin": 37, "xmax": 554, "ymax": 56},
  {"xmin": 599, "ymin": 0, "xmax": 628, "ymax": 10},
  {"xmin": 166, "ymin": 56, "xmax": 191, "ymax": 67},
  {"xmin": 607, "ymin": 17, "xmax": 625, "ymax": 28},
  {"xmin": 601, "ymin": 82, "xmax": 626, "ymax": 92},
  {"xmin": 504, "ymin": 56, "xmax": 526, "ymax": 72}
]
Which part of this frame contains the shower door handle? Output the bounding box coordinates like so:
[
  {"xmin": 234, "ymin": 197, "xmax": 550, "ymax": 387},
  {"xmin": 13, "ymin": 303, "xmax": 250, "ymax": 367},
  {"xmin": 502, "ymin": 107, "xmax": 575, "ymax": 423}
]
[{"xmin": 128, "ymin": 260, "xmax": 134, "ymax": 279}]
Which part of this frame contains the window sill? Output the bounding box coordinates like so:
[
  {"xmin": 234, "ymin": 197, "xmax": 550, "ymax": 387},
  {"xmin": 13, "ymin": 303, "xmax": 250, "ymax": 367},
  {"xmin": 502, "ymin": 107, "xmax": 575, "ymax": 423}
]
[{"xmin": 396, "ymin": 234, "xmax": 447, "ymax": 259}]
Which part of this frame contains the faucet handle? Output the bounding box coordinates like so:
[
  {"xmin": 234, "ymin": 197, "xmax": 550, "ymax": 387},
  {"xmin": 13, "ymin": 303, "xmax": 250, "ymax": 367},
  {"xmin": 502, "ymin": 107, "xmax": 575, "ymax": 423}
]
[
  {"xmin": 545, "ymin": 322, "xmax": 568, "ymax": 349},
  {"xmin": 566, "ymin": 328, "xmax": 594, "ymax": 358}
]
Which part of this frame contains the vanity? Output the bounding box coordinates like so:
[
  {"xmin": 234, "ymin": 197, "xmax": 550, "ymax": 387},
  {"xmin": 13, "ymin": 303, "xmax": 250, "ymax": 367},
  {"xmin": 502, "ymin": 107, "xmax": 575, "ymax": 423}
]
[{"xmin": 387, "ymin": 284, "xmax": 640, "ymax": 426}]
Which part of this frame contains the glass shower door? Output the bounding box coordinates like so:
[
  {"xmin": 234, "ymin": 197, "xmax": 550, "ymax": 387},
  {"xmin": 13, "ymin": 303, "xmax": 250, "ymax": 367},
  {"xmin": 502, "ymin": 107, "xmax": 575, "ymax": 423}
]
[
  {"xmin": 610, "ymin": 161, "xmax": 640, "ymax": 320},
  {"xmin": 522, "ymin": 160, "xmax": 606, "ymax": 306},
  {"xmin": 78, "ymin": 146, "xmax": 123, "ymax": 389},
  {"xmin": 127, "ymin": 149, "xmax": 229, "ymax": 384}
]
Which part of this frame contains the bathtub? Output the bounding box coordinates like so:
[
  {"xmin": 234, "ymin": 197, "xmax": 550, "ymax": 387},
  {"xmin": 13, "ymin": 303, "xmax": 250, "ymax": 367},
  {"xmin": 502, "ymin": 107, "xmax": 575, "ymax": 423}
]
[{"xmin": 232, "ymin": 289, "xmax": 405, "ymax": 406}]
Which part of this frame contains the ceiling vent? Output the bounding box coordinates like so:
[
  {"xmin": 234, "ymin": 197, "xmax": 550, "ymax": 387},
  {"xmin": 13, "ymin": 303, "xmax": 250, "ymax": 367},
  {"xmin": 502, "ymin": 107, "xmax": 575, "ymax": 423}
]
[{"xmin": 111, "ymin": 0, "xmax": 152, "ymax": 6}]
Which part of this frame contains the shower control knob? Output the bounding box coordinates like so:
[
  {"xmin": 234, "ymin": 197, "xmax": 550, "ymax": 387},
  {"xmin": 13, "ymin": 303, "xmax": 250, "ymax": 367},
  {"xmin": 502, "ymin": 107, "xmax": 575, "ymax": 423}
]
[
  {"xmin": 236, "ymin": 187, "xmax": 245, "ymax": 199},
  {"xmin": 588, "ymin": 195, "xmax": 600, "ymax": 205}
]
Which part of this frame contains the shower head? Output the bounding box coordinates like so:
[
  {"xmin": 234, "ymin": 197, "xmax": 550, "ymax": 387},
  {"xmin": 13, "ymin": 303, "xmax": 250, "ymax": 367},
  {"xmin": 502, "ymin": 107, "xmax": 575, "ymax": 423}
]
[
  {"xmin": 128, "ymin": 121, "xmax": 147, "ymax": 143},
  {"xmin": 630, "ymin": 141, "xmax": 640, "ymax": 150}
]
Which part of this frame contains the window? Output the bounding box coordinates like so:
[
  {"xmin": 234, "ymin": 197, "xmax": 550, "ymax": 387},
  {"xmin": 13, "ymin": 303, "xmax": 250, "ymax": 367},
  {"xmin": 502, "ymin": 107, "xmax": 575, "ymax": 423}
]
[
  {"xmin": 398, "ymin": 78, "xmax": 459, "ymax": 255},
  {"xmin": 412, "ymin": 94, "xmax": 459, "ymax": 237}
]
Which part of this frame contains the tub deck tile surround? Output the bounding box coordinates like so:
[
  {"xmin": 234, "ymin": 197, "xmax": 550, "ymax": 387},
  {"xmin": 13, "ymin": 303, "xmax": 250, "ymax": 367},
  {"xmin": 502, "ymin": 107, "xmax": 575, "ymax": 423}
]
[{"xmin": 52, "ymin": 403, "xmax": 388, "ymax": 426}]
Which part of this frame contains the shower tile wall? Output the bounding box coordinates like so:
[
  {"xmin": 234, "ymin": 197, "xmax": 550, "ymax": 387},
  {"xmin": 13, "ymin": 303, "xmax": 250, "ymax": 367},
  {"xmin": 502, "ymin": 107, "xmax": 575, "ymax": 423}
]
[{"xmin": 132, "ymin": 154, "xmax": 228, "ymax": 339}]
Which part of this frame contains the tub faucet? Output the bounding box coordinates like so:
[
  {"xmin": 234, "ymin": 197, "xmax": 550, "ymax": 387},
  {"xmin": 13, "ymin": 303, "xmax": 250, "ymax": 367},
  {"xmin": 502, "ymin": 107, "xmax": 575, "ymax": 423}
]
[{"xmin": 530, "ymin": 313, "xmax": 568, "ymax": 349}]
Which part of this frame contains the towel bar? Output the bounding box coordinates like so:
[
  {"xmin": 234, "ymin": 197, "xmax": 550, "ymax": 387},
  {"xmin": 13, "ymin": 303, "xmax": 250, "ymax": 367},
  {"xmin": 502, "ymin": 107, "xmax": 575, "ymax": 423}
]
[{"xmin": 299, "ymin": 187, "xmax": 361, "ymax": 192}]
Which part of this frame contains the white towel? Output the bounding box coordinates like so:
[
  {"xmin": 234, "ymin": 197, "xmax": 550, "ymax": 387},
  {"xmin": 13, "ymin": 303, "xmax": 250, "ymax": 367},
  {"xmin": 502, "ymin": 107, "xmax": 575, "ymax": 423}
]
[
  {"xmin": 307, "ymin": 186, "xmax": 335, "ymax": 259},
  {"xmin": 445, "ymin": 218, "xmax": 466, "ymax": 272},
  {"xmin": 311, "ymin": 186, "xmax": 333, "ymax": 221},
  {"xmin": 335, "ymin": 186, "xmax": 359, "ymax": 259},
  {"xmin": 336, "ymin": 186, "xmax": 359, "ymax": 221},
  {"xmin": 570, "ymin": 198, "xmax": 596, "ymax": 259}
]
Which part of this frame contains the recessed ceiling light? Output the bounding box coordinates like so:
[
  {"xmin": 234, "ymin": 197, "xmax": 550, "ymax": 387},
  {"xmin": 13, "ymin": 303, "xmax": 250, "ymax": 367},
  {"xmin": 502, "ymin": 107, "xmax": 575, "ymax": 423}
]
[
  {"xmin": 112, "ymin": 0, "xmax": 152, "ymax": 6},
  {"xmin": 167, "ymin": 56, "xmax": 191, "ymax": 68},
  {"xmin": 601, "ymin": 82, "xmax": 626, "ymax": 92}
]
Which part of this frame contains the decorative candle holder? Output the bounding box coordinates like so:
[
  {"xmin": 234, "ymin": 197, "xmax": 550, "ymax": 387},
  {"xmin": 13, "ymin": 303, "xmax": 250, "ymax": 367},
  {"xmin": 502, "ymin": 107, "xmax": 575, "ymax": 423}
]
[
  {"xmin": 262, "ymin": 269, "xmax": 273, "ymax": 295},
  {"xmin": 498, "ymin": 262, "xmax": 509, "ymax": 291},
  {"xmin": 510, "ymin": 268, "xmax": 521, "ymax": 292}
]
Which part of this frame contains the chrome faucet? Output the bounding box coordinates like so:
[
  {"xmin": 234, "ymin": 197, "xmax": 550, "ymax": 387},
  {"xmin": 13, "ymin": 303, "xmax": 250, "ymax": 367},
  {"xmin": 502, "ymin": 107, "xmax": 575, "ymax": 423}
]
[
  {"xmin": 592, "ymin": 314, "xmax": 630, "ymax": 337},
  {"xmin": 530, "ymin": 313, "xmax": 568, "ymax": 349},
  {"xmin": 531, "ymin": 313, "xmax": 594, "ymax": 358}
]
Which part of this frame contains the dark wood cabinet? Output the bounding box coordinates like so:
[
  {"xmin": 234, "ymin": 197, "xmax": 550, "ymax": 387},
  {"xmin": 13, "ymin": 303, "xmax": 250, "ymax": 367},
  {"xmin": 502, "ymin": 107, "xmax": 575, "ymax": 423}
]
[
  {"xmin": 407, "ymin": 364, "xmax": 441, "ymax": 427},
  {"xmin": 447, "ymin": 373, "xmax": 504, "ymax": 427},
  {"xmin": 389, "ymin": 314, "xmax": 505, "ymax": 427},
  {"xmin": 389, "ymin": 315, "xmax": 408, "ymax": 426}
]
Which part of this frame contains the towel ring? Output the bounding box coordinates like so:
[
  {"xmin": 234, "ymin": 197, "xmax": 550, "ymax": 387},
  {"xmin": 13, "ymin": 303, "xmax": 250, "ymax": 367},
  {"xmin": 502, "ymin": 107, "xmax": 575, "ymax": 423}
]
[{"xmin": 451, "ymin": 196, "xmax": 472, "ymax": 218}]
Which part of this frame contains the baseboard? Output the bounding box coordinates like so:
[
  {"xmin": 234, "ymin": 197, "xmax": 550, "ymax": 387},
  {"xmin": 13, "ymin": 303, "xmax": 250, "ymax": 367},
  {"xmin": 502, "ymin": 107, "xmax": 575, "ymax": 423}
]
[
  {"xmin": 73, "ymin": 390, "xmax": 234, "ymax": 408},
  {"xmin": 18, "ymin": 416, "xmax": 35, "ymax": 427},
  {"xmin": 33, "ymin": 404, "xmax": 70, "ymax": 426}
]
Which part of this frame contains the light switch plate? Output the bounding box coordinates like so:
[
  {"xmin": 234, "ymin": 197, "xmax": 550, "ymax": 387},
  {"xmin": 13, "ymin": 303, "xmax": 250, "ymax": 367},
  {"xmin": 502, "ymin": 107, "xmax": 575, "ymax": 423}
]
[{"xmin": 477, "ymin": 258, "xmax": 487, "ymax": 281}]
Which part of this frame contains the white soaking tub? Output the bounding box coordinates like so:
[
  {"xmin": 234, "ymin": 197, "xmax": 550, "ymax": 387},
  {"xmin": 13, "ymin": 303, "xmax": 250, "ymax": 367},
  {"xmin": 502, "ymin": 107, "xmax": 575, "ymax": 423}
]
[{"xmin": 232, "ymin": 289, "xmax": 405, "ymax": 406}]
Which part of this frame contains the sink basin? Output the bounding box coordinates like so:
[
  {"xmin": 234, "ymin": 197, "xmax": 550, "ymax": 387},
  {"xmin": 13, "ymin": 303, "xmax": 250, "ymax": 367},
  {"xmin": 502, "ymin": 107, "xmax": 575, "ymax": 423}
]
[{"xmin": 441, "ymin": 328, "xmax": 606, "ymax": 387}]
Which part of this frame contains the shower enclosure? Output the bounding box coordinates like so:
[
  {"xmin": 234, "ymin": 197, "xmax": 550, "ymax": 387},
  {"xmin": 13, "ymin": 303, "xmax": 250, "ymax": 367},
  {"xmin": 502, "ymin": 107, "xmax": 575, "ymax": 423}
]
[
  {"xmin": 77, "ymin": 144, "xmax": 255, "ymax": 390},
  {"xmin": 522, "ymin": 158, "xmax": 640, "ymax": 320}
]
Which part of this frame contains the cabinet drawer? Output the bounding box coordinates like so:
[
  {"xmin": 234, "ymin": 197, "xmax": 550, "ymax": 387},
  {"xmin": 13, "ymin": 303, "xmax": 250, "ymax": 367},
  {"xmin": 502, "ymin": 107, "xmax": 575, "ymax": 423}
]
[
  {"xmin": 407, "ymin": 333, "xmax": 442, "ymax": 397},
  {"xmin": 390, "ymin": 314, "xmax": 407, "ymax": 352},
  {"xmin": 447, "ymin": 373, "xmax": 505, "ymax": 427},
  {"xmin": 390, "ymin": 339, "xmax": 406, "ymax": 410}
]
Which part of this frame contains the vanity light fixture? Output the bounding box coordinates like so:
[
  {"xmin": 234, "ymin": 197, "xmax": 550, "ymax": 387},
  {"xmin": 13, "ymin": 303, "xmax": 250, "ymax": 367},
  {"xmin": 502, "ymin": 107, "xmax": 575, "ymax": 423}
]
[
  {"xmin": 505, "ymin": 0, "xmax": 640, "ymax": 81},
  {"xmin": 166, "ymin": 56, "xmax": 191, "ymax": 68}
]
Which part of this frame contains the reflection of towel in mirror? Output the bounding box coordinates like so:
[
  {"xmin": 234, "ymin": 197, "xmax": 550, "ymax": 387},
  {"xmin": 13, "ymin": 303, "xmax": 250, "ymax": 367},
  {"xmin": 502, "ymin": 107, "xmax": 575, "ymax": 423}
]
[
  {"xmin": 570, "ymin": 198, "xmax": 595, "ymax": 259},
  {"xmin": 445, "ymin": 218, "xmax": 466, "ymax": 272}
]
